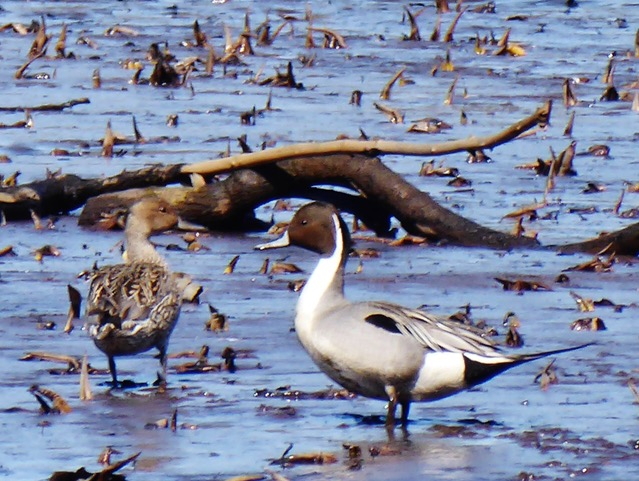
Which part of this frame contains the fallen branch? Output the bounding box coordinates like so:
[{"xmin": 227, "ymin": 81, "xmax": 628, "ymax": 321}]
[
  {"xmin": 81, "ymin": 152, "xmax": 639, "ymax": 254},
  {"xmin": 0, "ymin": 164, "xmax": 183, "ymax": 220},
  {"xmin": 0, "ymin": 97, "xmax": 90, "ymax": 112},
  {"xmin": 181, "ymin": 101, "xmax": 551, "ymax": 176},
  {"xmin": 4, "ymin": 99, "xmax": 637, "ymax": 254},
  {"xmin": 79, "ymin": 177, "xmax": 394, "ymax": 236},
  {"xmin": 1, "ymin": 102, "xmax": 550, "ymax": 222},
  {"xmin": 80, "ymin": 155, "xmax": 540, "ymax": 249},
  {"xmin": 556, "ymin": 223, "xmax": 639, "ymax": 257}
]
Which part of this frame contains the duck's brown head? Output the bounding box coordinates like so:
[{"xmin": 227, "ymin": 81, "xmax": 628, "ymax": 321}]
[{"xmin": 257, "ymin": 202, "xmax": 351, "ymax": 256}]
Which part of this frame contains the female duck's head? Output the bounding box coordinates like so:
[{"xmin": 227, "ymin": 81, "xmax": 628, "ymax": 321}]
[
  {"xmin": 126, "ymin": 197, "xmax": 180, "ymax": 237},
  {"xmin": 257, "ymin": 202, "xmax": 352, "ymax": 257},
  {"xmin": 124, "ymin": 198, "xmax": 180, "ymax": 265}
]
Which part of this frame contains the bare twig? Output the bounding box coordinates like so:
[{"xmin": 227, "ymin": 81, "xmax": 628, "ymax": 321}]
[{"xmin": 182, "ymin": 101, "xmax": 552, "ymax": 176}]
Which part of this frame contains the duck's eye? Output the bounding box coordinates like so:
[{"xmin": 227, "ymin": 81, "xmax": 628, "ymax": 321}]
[
  {"xmin": 159, "ymin": 206, "xmax": 167, "ymax": 213},
  {"xmin": 301, "ymin": 219, "xmax": 308, "ymax": 225}
]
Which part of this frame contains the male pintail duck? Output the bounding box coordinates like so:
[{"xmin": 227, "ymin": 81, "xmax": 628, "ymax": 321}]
[
  {"xmin": 257, "ymin": 202, "xmax": 591, "ymax": 427},
  {"xmin": 86, "ymin": 198, "xmax": 182, "ymax": 388}
]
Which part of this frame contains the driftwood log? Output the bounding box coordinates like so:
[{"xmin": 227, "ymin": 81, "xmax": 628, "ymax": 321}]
[
  {"xmin": 0, "ymin": 97, "xmax": 90, "ymax": 112},
  {"xmin": 1, "ymin": 101, "xmax": 552, "ymax": 221},
  {"xmin": 2, "ymin": 100, "xmax": 639, "ymax": 255},
  {"xmin": 80, "ymin": 155, "xmax": 540, "ymax": 249},
  {"xmin": 0, "ymin": 165, "xmax": 184, "ymax": 221},
  {"xmin": 76, "ymin": 155, "xmax": 639, "ymax": 255}
]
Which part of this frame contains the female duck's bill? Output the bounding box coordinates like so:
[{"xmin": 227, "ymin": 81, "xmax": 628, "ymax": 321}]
[
  {"xmin": 85, "ymin": 198, "xmax": 184, "ymax": 389},
  {"xmin": 257, "ymin": 202, "xmax": 592, "ymax": 428}
]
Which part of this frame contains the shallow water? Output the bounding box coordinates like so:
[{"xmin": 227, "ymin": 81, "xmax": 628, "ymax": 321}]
[{"xmin": 1, "ymin": 0, "xmax": 639, "ymax": 480}]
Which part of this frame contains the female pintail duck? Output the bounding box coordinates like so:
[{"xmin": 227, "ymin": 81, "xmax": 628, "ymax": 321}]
[
  {"xmin": 86, "ymin": 197, "xmax": 182, "ymax": 388},
  {"xmin": 257, "ymin": 202, "xmax": 591, "ymax": 427}
]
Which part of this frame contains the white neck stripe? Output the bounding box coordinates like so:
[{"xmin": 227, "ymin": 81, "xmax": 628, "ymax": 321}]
[{"xmin": 296, "ymin": 213, "xmax": 344, "ymax": 326}]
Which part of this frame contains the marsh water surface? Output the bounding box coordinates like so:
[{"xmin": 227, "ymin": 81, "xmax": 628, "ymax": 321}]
[{"xmin": 1, "ymin": 1, "xmax": 639, "ymax": 479}]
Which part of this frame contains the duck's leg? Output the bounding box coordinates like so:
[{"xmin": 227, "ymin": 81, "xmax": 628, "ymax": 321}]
[
  {"xmin": 108, "ymin": 355, "xmax": 119, "ymax": 388},
  {"xmin": 384, "ymin": 385, "xmax": 398, "ymax": 428},
  {"xmin": 400, "ymin": 399, "xmax": 411, "ymax": 427},
  {"xmin": 154, "ymin": 345, "xmax": 168, "ymax": 389},
  {"xmin": 106, "ymin": 355, "xmax": 145, "ymax": 389}
]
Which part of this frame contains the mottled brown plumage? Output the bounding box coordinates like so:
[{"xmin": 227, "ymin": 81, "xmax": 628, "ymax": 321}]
[{"xmin": 86, "ymin": 198, "xmax": 182, "ymax": 387}]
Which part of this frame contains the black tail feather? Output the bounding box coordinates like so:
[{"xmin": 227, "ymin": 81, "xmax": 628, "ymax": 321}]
[
  {"xmin": 517, "ymin": 342, "xmax": 596, "ymax": 362},
  {"xmin": 463, "ymin": 342, "xmax": 594, "ymax": 388}
]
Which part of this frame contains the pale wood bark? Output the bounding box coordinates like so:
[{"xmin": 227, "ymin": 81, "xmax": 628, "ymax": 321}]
[{"xmin": 181, "ymin": 101, "xmax": 552, "ymax": 176}]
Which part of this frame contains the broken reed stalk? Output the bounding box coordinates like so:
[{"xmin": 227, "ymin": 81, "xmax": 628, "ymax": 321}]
[
  {"xmin": 443, "ymin": 7, "xmax": 467, "ymax": 42},
  {"xmin": 80, "ymin": 355, "xmax": 93, "ymax": 401},
  {"xmin": 404, "ymin": 6, "xmax": 421, "ymax": 41},
  {"xmin": 182, "ymin": 101, "xmax": 552, "ymax": 176},
  {"xmin": 308, "ymin": 27, "xmax": 347, "ymax": 49},
  {"xmin": 379, "ymin": 67, "xmax": 406, "ymax": 100}
]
